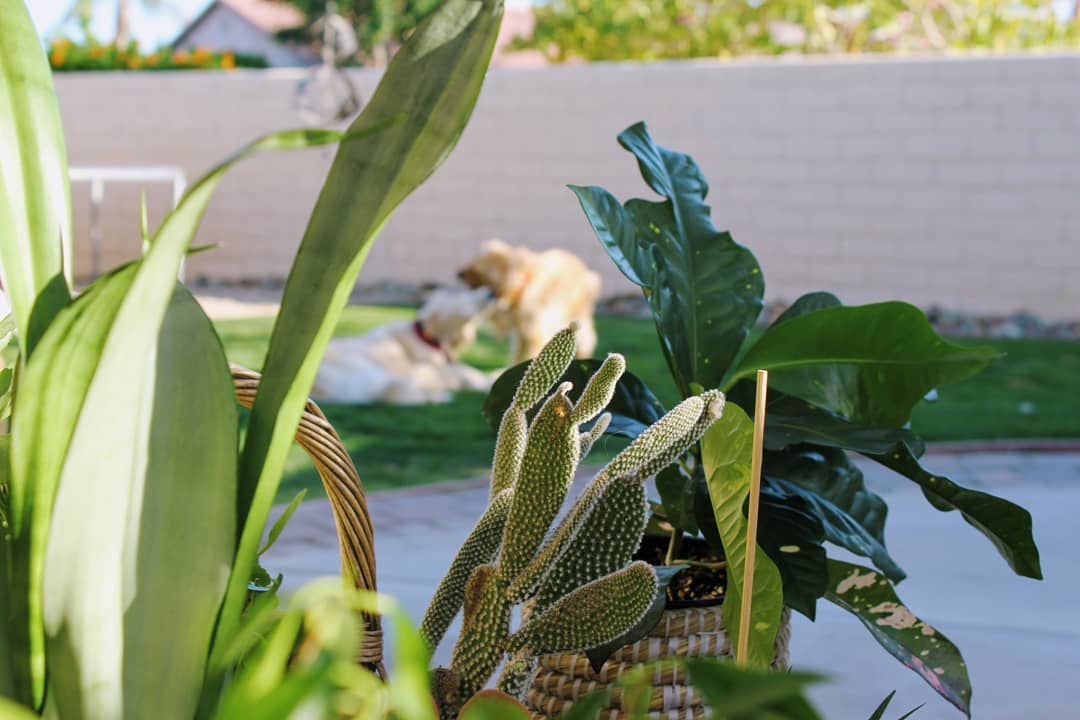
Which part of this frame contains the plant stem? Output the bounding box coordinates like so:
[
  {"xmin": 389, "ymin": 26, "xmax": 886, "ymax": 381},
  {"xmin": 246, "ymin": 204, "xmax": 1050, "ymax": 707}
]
[{"xmin": 663, "ymin": 528, "xmax": 682, "ymax": 565}]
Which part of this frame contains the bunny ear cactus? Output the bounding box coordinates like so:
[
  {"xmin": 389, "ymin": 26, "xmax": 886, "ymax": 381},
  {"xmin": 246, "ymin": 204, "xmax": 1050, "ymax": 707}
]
[{"xmin": 421, "ymin": 326, "xmax": 724, "ymax": 717}]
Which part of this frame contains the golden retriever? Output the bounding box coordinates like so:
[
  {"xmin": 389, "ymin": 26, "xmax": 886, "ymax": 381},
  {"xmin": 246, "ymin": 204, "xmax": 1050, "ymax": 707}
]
[
  {"xmin": 458, "ymin": 240, "xmax": 601, "ymax": 363},
  {"xmin": 311, "ymin": 287, "xmax": 494, "ymax": 404}
]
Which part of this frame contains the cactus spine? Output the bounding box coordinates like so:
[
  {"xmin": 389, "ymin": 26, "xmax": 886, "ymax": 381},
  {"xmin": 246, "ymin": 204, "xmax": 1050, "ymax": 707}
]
[{"xmin": 421, "ymin": 326, "xmax": 724, "ymax": 716}]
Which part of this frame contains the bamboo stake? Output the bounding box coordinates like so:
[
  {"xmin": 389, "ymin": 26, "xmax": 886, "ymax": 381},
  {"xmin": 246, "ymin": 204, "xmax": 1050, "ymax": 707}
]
[{"xmin": 736, "ymin": 369, "xmax": 768, "ymax": 666}]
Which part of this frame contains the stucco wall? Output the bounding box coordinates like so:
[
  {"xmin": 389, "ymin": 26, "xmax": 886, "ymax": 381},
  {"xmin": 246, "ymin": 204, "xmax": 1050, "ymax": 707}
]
[{"xmin": 53, "ymin": 54, "xmax": 1080, "ymax": 318}]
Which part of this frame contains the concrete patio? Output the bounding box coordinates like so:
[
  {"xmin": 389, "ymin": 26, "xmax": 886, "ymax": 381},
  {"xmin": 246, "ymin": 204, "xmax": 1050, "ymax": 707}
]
[{"xmin": 263, "ymin": 449, "xmax": 1079, "ymax": 719}]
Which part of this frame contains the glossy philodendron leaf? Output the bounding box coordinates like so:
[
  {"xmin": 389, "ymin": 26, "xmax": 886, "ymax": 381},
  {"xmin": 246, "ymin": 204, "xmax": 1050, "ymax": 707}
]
[
  {"xmin": 726, "ymin": 302, "xmax": 1000, "ymax": 427},
  {"xmin": 701, "ymin": 405, "xmax": 783, "ymax": 669},
  {"xmin": 756, "ymin": 488, "xmax": 827, "ymax": 620},
  {"xmin": 39, "ymin": 285, "xmax": 237, "ymax": 719},
  {"xmin": 218, "ymin": 0, "xmax": 504, "ymax": 669},
  {"xmin": 728, "ymin": 381, "xmax": 921, "ymax": 456},
  {"xmin": 685, "ymin": 657, "xmax": 825, "ymax": 719},
  {"xmin": 654, "ymin": 464, "xmax": 699, "ymax": 534},
  {"xmin": 767, "ymin": 445, "xmax": 890, "ymax": 544},
  {"xmin": 571, "ymin": 122, "xmax": 763, "ymax": 396},
  {"xmin": 7, "ymin": 128, "xmax": 344, "ymax": 709},
  {"xmin": 825, "ymin": 561, "xmax": 972, "ymax": 716},
  {"xmin": 871, "ymin": 444, "xmax": 1041, "ymax": 579},
  {"xmin": 766, "ymin": 476, "xmax": 904, "ymax": 582},
  {"xmin": 483, "ymin": 359, "xmax": 664, "ymax": 439},
  {"xmin": 0, "ymin": 0, "xmax": 72, "ymax": 346}
]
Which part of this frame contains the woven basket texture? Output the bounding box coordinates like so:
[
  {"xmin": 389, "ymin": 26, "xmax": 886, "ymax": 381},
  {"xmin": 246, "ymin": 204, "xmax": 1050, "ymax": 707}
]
[{"xmin": 525, "ymin": 605, "xmax": 792, "ymax": 719}]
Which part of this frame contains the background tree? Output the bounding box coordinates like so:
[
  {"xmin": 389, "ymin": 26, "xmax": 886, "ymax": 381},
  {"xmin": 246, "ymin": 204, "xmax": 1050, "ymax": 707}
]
[
  {"xmin": 284, "ymin": 0, "xmax": 442, "ymax": 65},
  {"xmin": 516, "ymin": 0, "xmax": 1080, "ymax": 63}
]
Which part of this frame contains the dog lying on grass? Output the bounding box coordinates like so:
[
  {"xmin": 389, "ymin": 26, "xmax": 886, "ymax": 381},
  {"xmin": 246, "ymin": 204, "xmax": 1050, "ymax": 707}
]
[
  {"xmin": 311, "ymin": 287, "xmax": 494, "ymax": 405},
  {"xmin": 457, "ymin": 239, "xmax": 601, "ymax": 364}
]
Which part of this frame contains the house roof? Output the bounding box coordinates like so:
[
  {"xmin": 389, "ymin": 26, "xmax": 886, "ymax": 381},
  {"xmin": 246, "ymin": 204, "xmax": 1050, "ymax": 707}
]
[
  {"xmin": 173, "ymin": 0, "xmax": 304, "ymax": 47},
  {"xmin": 220, "ymin": 0, "xmax": 306, "ymax": 34}
]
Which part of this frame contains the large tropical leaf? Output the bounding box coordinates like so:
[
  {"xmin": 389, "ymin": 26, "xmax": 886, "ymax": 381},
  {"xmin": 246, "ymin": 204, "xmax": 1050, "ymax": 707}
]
[
  {"xmin": 571, "ymin": 121, "xmax": 763, "ymax": 396},
  {"xmin": 41, "ymin": 285, "xmax": 236, "ymax": 718},
  {"xmin": 870, "ymin": 444, "xmax": 1041, "ymax": 579},
  {"xmin": 215, "ymin": 0, "xmax": 503, "ymax": 672},
  {"xmin": 483, "ymin": 359, "xmax": 664, "ymax": 439},
  {"xmin": 727, "ymin": 379, "xmax": 921, "ymax": 455},
  {"xmin": 701, "ymin": 405, "xmax": 783, "ymax": 669},
  {"xmin": 0, "ymin": 0, "xmax": 72, "ymax": 347},
  {"xmin": 756, "ymin": 488, "xmax": 827, "ymax": 620},
  {"xmin": 766, "ymin": 476, "xmax": 904, "ymax": 582},
  {"xmin": 765, "ymin": 445, "xmax": 890, "ymax": 545},
  {"xmin": 825, "ymin": 561, "xmax": 972, "ymax": 716},
  {"xmin": 6, "ymin": 129, "xmax": 344, "ymax": 709},
  {"xmin": 726, "ymin": 302, "xmax": 1000, "ymax": 427}
]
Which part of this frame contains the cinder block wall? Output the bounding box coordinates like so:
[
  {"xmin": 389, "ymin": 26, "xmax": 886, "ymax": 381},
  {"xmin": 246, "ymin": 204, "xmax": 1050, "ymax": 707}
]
[{"xmin": 54, "ymin": 55, "xmax": 1080, "ymax": 318}]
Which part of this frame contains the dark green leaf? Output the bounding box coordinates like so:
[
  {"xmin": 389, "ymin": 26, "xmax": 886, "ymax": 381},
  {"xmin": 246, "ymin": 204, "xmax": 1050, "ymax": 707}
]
[
  {"xmin": 727, "ymin": 302, "xmax": 1000, "ymax": 427},
  {"xmin": 867, "ymin": 691, "xmax": 897, "ymax": 720},
  {"xmin": 870, "ymin": 444, "xmax": 1041, "ymax": 579},
  {"xmin": 825, "ymin": 561, "xmax": 972, "ymax": 717},
  {"xmin": 757, "ymin": 488, "xmax": 828, "ymax": 620},
  {"xmin": 685, "ymin": 657, "xmax": 825, "ymax": 719},
  {"xmin": 773, "ymin": 292, "xmax": 842, "ymax": 325},
  {"xmin": 571, "ymin": 121, "xmax": 763, "ymax": 395},
  {"xmin": 732, "ymin": 383, "xmax": 921, "ymax": 456},
  {"xmin": 585, "ymin": 564, "xmax": 687, "ymax": 672},
  {"xmin": 766, "ymin": 475, "xmax": 905, "ymax": 582},
  {"xmin": 766, "ymin": 445, "xmax": 889, "ymax": 546},
  {"xmin": 219, "ymin": 2, "xmax": 504, "ymax": 672},
  {"xmin": 654, "ymin": 464, "xmax": 698, "ymax": 534},
  {"xmin": 483, "ymin": 359, "xmax": 664, "ymax": 439}
]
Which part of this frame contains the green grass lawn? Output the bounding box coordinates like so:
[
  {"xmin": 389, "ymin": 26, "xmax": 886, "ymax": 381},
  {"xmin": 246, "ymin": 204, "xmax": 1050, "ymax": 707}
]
[{"xmin": 214, "ymin": 307, "xmax": 1080, "ymax": 501}]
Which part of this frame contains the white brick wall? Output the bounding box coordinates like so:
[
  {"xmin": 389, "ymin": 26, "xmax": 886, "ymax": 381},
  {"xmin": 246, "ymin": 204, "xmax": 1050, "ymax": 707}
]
[{"xmin": 54, "ymin": 54, "xmax": 1080, "ymax": 318}]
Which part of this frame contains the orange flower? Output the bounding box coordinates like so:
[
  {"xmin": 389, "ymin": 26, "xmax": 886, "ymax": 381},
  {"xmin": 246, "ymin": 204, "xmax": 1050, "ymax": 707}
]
[
  {"xmin": 49, "ymin": 50, "xmax": 65, "ymax": 67},
  {"xmin": 193, "ymin": 46, "xmax": 210, "ymax": 63},
  {"xmin": 221, "ymin": 51, "xmax": 236, "ymax": 69},
  {"xmin": 146, "ymin": 53, "xmax": 158, "ymax": 66},
  {"xmin": 127, "ymin": 55, "xmax": 143, "ymax": 69},
  {"xmin": 89, "ymin": 45, "xmax": 104, "ymax": 59},
  {"xmin": 173, "ymin": 49, "xmax": 190, "ymax": 64}
]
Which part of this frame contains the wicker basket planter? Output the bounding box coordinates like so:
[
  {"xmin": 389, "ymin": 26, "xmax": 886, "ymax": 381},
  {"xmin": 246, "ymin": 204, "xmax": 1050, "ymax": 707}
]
[
  {"xmin": 230, "ymin": 365, "xmax": 385, "ymax": 677},
  {"xmin": 524, "ymin": 605, "xmax": 791, "ymax": 720}
]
